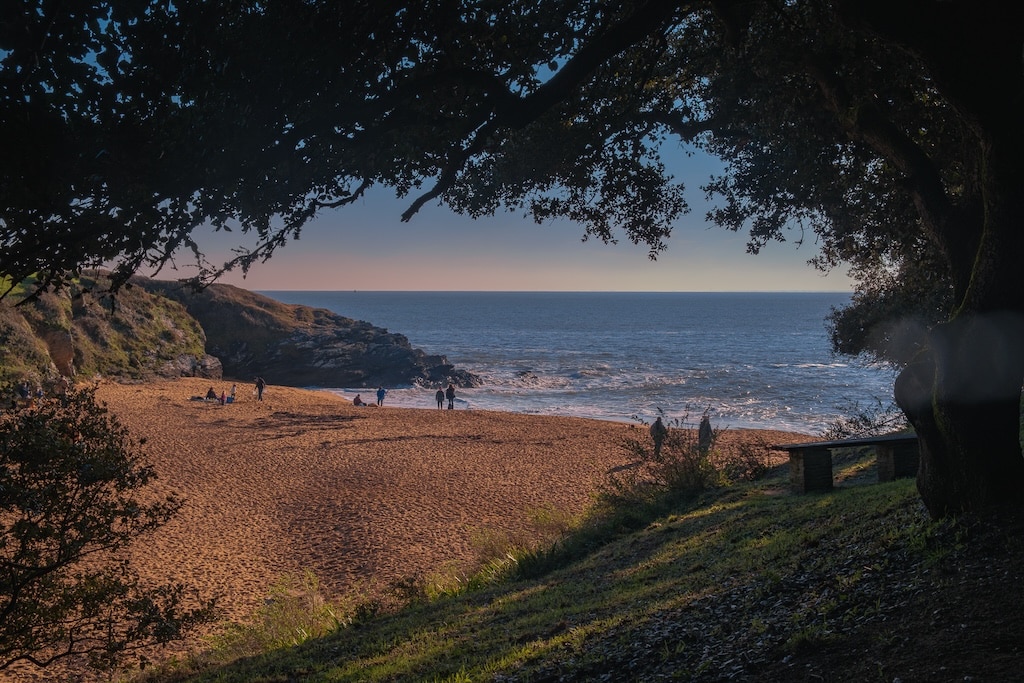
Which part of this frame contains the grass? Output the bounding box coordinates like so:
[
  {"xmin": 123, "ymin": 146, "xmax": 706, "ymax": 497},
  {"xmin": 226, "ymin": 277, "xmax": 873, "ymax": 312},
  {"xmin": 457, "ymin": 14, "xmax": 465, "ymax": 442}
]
[
  {"xmin": 0, "ymin": 271, "xmax": 209, "ymax": 386},
  {"xmin": 129, "ymin": 446, "xmax": 979, "ymax": 683}
]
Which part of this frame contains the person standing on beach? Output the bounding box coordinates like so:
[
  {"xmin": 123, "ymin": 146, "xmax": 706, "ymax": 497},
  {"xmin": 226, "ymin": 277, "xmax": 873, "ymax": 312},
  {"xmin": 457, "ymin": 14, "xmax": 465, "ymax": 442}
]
[
  {"xmin": 650, "ymin": 416, "xmax": 668, "ymax": 457},
  {"xmin": 435, "ymin": 388, "xmax": 445, "ymax": 409},
  {"xmin": 255, "ymin": 376, "xmax": 266, "ymax": 401},
  {"xmin": 698, "ymin": 414, "xmax": 713, "ymax": 454},
  {"xmin": 445, "ymin": 383, "xmax": 456, "ymax": 410},
  {"xmin": 376, "ymin": 387, "xmax": 386, "ymax": 406}
]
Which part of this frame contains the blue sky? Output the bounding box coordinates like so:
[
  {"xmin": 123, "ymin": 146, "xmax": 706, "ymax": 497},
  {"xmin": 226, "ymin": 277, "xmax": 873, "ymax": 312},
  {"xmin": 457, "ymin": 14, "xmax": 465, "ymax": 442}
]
[{"xmin": 203, "ymin": 149, "xmax": 852, "ymax": 292}]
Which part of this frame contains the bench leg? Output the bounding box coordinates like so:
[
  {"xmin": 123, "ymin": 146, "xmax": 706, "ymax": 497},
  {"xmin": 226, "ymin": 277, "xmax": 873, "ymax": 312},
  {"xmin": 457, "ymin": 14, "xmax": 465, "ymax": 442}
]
[
  {"xmin": 877, "ymin": 442, "xmax": 920, "ymax": 482},
  {"xmin": 789, "ymin": 447, "xmax": 834, "ymax": 493}
]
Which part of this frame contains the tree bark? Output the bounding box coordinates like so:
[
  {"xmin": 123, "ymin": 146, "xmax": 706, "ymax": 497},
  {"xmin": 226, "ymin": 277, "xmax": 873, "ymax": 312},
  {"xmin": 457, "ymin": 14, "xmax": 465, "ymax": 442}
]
[{"xmin": 896, "ymin": 313, "xmax": 1024, "ymax": 517}]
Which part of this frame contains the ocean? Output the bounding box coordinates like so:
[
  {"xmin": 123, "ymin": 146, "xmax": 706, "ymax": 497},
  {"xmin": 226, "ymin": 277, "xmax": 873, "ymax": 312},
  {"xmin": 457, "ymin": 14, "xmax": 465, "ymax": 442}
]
[{"xmin": 259, "ymin": 291, "xmax": 895, "ymax": 435}]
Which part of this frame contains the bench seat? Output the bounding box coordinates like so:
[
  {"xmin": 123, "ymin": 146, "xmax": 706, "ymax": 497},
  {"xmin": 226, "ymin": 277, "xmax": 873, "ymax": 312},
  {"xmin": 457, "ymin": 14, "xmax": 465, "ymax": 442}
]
[{"xmin": 773, "ymin": 433, "xmax": 919, "ymax": 493}]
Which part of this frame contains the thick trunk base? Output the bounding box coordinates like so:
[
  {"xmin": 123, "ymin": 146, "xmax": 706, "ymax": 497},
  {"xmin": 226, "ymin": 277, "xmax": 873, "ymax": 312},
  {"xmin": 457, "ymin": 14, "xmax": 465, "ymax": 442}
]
[{"xmin": 895, "ymin": 315, "xmax": 1024, "ymax": 518}]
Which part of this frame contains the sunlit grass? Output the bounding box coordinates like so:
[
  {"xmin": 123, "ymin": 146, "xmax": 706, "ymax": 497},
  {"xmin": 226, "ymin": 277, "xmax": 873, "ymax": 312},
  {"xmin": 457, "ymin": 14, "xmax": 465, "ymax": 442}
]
[{"xmin": 127, "ymin": 445, "xmax": 949, "ymax": 683}]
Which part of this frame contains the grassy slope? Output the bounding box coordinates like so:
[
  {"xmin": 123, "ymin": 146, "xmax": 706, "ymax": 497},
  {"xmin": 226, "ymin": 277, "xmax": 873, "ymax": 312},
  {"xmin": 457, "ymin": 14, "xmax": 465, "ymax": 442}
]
[
  {"xmin": 1, "ymin": 273, "xmax": 207, "ymax": 385},
  {"xmin": 147, "ymin": 453, "xmax": 1024, "ymax": 683}
]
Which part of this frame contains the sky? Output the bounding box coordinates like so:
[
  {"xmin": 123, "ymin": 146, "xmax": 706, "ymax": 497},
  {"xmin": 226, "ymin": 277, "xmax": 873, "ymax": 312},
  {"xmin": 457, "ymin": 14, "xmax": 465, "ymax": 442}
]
[{"xmin": 191, "ymin": 150, "xmax": 853, "ymax": 293}]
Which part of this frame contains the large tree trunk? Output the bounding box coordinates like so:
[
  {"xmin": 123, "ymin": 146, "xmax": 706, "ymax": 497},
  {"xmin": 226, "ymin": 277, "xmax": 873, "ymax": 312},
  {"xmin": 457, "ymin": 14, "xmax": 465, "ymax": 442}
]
[{"xmin": 895, "ymin": 313, "xmax": 1024, "ymax": 518}]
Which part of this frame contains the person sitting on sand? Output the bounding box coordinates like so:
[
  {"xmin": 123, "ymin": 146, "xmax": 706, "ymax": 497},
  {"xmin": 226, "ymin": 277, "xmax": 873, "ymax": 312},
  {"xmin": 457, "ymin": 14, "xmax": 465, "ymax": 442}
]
[
  {"xmin": 205, "ymin": 387, "xmax": 218, "ymax": 400},
  {"xmin": 353, "ymin": 394, "xmax": 365, "ymax": 406}
]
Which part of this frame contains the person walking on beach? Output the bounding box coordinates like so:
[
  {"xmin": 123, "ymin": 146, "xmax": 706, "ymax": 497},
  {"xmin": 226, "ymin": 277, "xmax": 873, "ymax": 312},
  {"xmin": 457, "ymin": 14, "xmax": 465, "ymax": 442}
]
[
  {"xmin": 230, "ymin": 383, "xmax": 237, "ymax": 403},
  {"xmin": 445, "ymin": 383, "xmax": 456, "ymax": 410},
  {"xmin": 255, "ymin": 376, "xmax": 266, "ymax": 401},
  {"xmin": 376, "ymin": 387, "xmax": 386, "ymax": 406},
  {"xmin": 435, "ymin": 388, "xmax": 445, "ymax": 409},
  {"xmin": 650, "ymin": 416, "xmax": 669, "ymax": 458}
]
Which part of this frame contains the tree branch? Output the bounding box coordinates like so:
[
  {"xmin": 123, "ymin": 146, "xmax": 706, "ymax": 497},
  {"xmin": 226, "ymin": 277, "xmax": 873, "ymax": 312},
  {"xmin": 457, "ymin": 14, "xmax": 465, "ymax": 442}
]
[{"xmin": 402, "ymin": 0, "xmax": 686, "ymax": 222}]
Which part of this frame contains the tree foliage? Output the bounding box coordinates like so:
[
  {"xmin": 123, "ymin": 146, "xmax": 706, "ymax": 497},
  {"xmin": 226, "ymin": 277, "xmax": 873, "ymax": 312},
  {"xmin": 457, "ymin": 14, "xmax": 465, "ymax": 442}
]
[
  {"xmin": 2, "ymin": 1, "xmax": 1023, "ymax": 516},
  {"xmin": 0, "ymin": 385, "xmax": 216, "ymax": 672}
]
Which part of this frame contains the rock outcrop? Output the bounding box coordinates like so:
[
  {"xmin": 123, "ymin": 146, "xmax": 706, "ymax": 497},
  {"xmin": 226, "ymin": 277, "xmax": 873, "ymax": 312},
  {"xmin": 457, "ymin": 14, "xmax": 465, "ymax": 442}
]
[
  {"xmin": 137, "ymin": 274, "xmax": 483, "ymax": 387},
  {"xmin": 133, "ymin": 277, "xmax": 480, "ymax": 389},
  {"xmin": 0, "ymin": 273, "xmax": 218, "ymax": 387},
  {"xmin": 3, "ymin": 272, "xmax": 476, "ymax": 391}
]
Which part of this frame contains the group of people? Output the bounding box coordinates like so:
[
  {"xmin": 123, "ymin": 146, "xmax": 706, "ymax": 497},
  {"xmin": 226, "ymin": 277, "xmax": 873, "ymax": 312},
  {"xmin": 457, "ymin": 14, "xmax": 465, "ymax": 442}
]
[
  {"xmin": 8, "ymin": 377, "xmax": 72, "ymax": 411},
  {"xmin": 203, "ymin": 383, "xmax": 238, "ymax": 405},
  {"xmin": 353, "ymin": 384, "xmax": 457, "ymax": 409},
  {"xmin": 353, "ymin": 387, "xmax": 388, "ymax": 407},
  {"xmin": 649, "ymin": 413, "xmax": 714, "ymax": 456},
  {"xmin": 436, "ymin": 384, "xmax": 456, "ymax": 410},
  {"xmin": 10, "ymin": 380, "xmax": 42, "ymax": 410}
]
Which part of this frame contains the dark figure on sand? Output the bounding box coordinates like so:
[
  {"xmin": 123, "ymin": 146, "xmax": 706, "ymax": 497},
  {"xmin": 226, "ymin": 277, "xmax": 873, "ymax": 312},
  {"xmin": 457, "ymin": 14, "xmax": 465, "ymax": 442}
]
[
  {"xmin": 255, "ymin": 377, "xmax": 266, "ymax": 401},
  {"xmin": 698, "ymin": 414, "xmax": 713, "ymax": 454},
  {"xmin": 205, "ymin": 386, "xmax": 218, "ymax": 400},
  {"xmin": 650, "ymin": 416, "xmax": 668, "ymax": 457},
  {"xmin": 376, "ymin": 387, "xmax": 386, "ymax": 406},
  {"xmin": 445, "ymin": 383, "xmax": 456, "ymax": 410},
  {"xmin": 435, "ymin": 389, "xmax": 445, "ymax": 409}
]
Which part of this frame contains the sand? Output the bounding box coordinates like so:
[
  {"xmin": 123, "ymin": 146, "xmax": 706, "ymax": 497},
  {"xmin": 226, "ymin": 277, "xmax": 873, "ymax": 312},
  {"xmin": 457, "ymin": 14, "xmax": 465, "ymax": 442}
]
[{"xmin": 4, "ymin": 377, "xmax": 812, "ymax": 681}]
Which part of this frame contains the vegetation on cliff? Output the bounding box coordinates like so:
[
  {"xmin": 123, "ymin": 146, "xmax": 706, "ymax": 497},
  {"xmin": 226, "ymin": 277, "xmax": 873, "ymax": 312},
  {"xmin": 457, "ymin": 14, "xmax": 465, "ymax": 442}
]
[
  {"xmin": 1, "ymin": 273, "xmax": 477, "ymax": 390},
  {"xmin": 0, "ymin": 273, "xmax": 209, "ymax": 388}
]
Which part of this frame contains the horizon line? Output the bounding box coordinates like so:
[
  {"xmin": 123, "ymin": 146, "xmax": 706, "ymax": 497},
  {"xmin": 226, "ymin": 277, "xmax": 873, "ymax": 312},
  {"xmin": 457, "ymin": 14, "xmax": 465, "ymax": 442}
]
[{"xmin": 252, "ymin": 288, "xmax": 853, "ymax": 294}]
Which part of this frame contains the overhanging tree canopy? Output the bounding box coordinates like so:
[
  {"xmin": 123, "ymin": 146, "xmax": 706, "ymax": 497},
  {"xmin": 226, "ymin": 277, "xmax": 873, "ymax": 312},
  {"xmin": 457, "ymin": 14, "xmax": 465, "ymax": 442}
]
[{"xmin": 2, "ymin": 0, "xmax": 1022, "ymax": 517}]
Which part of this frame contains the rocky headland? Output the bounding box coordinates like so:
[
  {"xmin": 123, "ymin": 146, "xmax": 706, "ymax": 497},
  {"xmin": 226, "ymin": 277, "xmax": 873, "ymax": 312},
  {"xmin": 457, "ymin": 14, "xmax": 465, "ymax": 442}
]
[{"xmin": 0, "ymin": 272, "xmax": 479, "ymax": 390}]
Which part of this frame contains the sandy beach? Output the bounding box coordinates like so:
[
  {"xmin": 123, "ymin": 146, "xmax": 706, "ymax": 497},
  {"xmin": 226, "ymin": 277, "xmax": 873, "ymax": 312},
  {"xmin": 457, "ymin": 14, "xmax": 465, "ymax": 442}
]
[{"xmin": 6, "ymin": 377, "xmax": 812, "ymax": 681}]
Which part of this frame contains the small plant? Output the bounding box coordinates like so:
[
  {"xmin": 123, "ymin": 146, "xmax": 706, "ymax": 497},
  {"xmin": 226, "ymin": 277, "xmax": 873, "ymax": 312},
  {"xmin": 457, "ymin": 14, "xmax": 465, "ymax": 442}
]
[
  {"xmin": 206, "ymin": 570, "xmax": 342, "ymax": 660},
  {"xmin": 820, "ymin": 398, "xmax": 909, "ymax": 440},
  {"xmin": 713, "ymin": 432, "xmax": 777, "ymax": 482},
  {"xmin": 0, "ymin": 384, "xmax": 216, "ymax": 674},
  {"xmin": 608, "ymin": 409, "xmax": 724, "ymax": 502}
]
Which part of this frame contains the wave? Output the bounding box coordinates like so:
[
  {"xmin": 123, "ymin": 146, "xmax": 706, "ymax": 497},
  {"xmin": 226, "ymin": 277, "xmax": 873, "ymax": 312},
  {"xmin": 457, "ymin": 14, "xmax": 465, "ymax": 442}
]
[{"xmin": 276, "ymin": 291, "xmax": 895, "ymax": 433}]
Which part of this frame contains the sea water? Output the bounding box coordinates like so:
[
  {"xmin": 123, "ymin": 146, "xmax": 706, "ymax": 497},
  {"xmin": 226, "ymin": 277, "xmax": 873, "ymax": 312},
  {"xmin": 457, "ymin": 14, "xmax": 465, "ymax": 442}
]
[{"xmin": 259, "ymin": 291, "xmax": 895, "ymax": 434}]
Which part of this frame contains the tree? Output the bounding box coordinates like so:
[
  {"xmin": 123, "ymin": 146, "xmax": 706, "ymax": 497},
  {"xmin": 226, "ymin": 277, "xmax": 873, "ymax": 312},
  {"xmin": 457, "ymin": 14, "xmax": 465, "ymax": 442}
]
[
  {"xmin": 0, "ymin": 385, "xmax": 216, "ymax": 672},
  {"xmin": 2, "ymin": 1, "xmax": 1022, "ymax": 517}
]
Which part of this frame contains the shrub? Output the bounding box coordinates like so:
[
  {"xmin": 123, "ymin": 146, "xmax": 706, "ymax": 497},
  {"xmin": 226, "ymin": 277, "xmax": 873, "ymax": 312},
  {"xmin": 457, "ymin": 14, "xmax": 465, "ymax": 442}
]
[
  {"xmin": 0, "ymin": 384, "xmax": 217, "ymax": 674},
  {"xmin": 712, "ymin": 432, "xmax": 777, "ymax": 483},
  {"xmin": 206, "ymin": 570, "xmax": 342, "ymax": 660},
  {"xmin": 820, "ymin": 398, "xmax": 909, "ymax": 440},
  {"xmin": 606, "ymin": 411, "xmax": 725, "ymax": 503}
]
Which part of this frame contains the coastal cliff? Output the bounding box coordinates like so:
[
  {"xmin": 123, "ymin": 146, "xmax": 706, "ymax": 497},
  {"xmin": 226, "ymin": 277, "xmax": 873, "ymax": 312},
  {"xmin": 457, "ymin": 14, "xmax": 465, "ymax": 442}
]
[
  {"xmin": 134, "ymin": 276, "xmax": 479, "ymax": 389},
  {"xmin": 0, "ymin": 273, "xmax": 479, "ymax": 390}
]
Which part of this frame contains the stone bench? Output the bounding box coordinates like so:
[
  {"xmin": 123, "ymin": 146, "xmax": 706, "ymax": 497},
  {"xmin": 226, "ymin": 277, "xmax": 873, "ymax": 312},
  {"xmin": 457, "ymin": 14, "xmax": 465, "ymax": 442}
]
[{"xmin": 773, "ymin": 433, "xmax": 919, "ymax": 493}]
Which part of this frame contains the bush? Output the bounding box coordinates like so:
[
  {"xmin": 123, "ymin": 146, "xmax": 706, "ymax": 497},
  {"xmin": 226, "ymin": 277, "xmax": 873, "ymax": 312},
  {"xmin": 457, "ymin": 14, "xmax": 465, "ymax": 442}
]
[
  {"xmin": 607, "ymin": 411, "xmax": 724, "ymax": 502},
  {"xmin": 820, "ymin": 398, "xmax": 909, "ymax": 440},
  {"xmin": 0, "ymin": 384, "xmax": 217, "ymax": 674},
  {"xmin": 206, "ymin": 570, "xmax": 342, "ymax": 661},
  {"xmin": 712, "ymin": 432, "xmax": 777, "ymax": 483}
]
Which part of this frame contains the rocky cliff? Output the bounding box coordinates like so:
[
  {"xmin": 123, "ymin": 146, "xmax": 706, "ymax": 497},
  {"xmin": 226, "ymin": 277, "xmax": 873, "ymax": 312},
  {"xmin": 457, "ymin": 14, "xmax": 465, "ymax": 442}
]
[
  {"xmin": 0, "ymin": 272, "xmax": 478, "ymax": 390},
  {"xmin": 134, "ymin": 276, "xmax": 479, "ymax": 389},
  {"xmin": 0, "ymin": 272, "xmax": 221, "ymax": 388}
]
